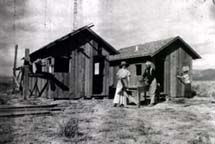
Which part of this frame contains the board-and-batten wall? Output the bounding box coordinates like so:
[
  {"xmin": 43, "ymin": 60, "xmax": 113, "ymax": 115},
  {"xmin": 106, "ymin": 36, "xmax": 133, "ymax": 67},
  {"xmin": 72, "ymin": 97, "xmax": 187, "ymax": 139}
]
[
  {"xmin": 55, "ymin": 41, "xmax": 95, "ymax": 99},
  {"xmin": 29, "ymin": 40, "xmax": 112, "ymax": 99},
  {"xmin": 164, "ymin": 47, "xmax": 192, "ymax": 97},
  {"xmin": 109, "ymin": 46, "xmax": 193, "ymax": 98},
  {"xmin": 109, "ymin": 61, "xmax": 147, "ymax": 88}
]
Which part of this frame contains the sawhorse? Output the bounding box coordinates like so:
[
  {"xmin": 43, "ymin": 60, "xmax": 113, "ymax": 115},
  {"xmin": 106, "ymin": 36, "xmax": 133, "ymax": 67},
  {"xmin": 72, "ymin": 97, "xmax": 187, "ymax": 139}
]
[
  {"xmin": 29, "ymin": 76, "xmax": 49, "ymax": 97},
  {"xmin": 127, "ymin": 86, "xmax": 147, "ymax": 108}
]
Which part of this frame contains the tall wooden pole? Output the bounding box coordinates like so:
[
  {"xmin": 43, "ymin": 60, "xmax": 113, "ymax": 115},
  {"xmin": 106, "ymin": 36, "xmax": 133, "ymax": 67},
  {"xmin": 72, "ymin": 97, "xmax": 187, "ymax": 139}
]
[
  {"xmin": 13, "ymin": 45, "xmax": 18, "ymax": 92},
  {"xmin": 23, "ymin": 49, "xmax": 30, "ymax": 100}
]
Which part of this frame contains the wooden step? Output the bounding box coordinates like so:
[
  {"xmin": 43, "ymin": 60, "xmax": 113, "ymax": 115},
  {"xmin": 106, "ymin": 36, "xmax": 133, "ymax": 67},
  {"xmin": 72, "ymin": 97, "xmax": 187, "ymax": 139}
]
[
  {"xmin": 0, "ymin": 110, "xmax": 52, "ymax": 117},
  {"xmin": 0, "ymin": 104, "xmax": 58, "ymax": 110}
]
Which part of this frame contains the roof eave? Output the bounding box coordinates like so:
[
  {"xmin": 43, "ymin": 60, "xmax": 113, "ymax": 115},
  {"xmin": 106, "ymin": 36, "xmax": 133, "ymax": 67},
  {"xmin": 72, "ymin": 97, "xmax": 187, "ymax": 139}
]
[
  {"xmin": 29, "ymin": 24, "xmax": 119, "ymax": 61},
  {"xmin": 86, "ymin": 28, "xmax": 119, "ymax": 55},
  {"xmin": 152, "ymin": 36, "xmax": 201, "ymax": 59},
  {"xmin": 177, "ymin": 36, "xmax": 201, "ymax": 59}
]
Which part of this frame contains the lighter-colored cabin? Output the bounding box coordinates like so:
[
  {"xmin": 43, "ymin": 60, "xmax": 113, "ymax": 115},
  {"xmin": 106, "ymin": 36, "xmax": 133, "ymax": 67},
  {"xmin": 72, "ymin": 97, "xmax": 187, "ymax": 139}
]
[{"xmin": 109, "ymin": 36, "xmax": 201, "ymax": 98}]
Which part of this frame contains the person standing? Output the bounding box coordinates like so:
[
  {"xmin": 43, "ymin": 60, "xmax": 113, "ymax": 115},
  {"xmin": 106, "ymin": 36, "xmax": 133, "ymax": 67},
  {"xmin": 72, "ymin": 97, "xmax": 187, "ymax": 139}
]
[
  {"xmin": 142, "ymin": 60, "xmax": 157, "ymax": 106},
  {"xmin": 177, "ymin": 66, "xmax": 191, "ymax": 98},
  {"xmin": 113, "ymin": 61, "xmax": 131, "ymax": 107}
]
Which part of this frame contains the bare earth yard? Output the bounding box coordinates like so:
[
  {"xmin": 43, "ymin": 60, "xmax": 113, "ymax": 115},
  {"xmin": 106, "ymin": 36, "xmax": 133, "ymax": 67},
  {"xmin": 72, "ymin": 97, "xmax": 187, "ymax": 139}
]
[{"xmin": 1, "ymin": 81, "xmax": 215, "ymax": 144}]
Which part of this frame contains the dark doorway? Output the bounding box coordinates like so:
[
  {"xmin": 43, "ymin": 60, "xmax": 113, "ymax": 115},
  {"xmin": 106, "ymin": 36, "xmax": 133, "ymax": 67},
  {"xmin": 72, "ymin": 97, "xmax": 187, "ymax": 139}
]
[
  {"xmin": 93, "ymin": 56, "xmax": 105, "ymax": 94},
  {"xmin": 155, "ymin": 58, "xmax": 165, "ymax": 92}
]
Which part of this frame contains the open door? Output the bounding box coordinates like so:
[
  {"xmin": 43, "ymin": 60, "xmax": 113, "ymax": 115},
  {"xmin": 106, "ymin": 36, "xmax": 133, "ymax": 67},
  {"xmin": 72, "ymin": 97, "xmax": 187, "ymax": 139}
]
[
  {"xmin": 155, "ymin": 58, "xmax": 165, "ymax": 92},
  {"xmin": 93, "ymin": 56, "xmax": 105, "ymax": 94}
]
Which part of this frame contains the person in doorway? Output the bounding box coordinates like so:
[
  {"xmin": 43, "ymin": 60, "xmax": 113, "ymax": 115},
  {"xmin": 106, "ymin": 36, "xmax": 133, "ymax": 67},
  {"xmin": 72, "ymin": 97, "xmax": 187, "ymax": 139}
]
[
  {"xmin": 113, "ymin": 61, "xmax": 131, "ymax": 107},
  {"xmin": 142, "ymin": 60, "xmax": 157, "ymax": 106},
  {"xmin": 177, "ymin": 66, "xmax": 191, "ymax": 98}
]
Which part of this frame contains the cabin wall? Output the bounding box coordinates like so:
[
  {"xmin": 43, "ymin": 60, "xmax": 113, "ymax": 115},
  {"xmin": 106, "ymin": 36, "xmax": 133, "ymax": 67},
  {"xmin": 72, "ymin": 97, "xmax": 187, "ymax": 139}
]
[
  {"xmin": 109, "ymin": 58, "xmax": 149, "ymax": 89},
  {"xmin": 68, "ymin": 41, "xmax": 95, "ymax": 99},
  {"xmin": 45, "ymin": 41, "xmax": 94, "ymax": 99},
  {"xmin": 110, "ymin": 46, "xmax": 193, "ymax": 99},
  {"xmin": 102, "ymin": 48, "xmax": 110, "ymax": 96},
  {"xmin": 52, "ymin": 39, "xmax": 112, "ymax": 99},
  {"xmin": 179, "ymin": 47, "xmax": 192, "ymax": 97},
  {"xmin": 164, "ymin": 46, "xmax": 192, "ymax": 98},
  {"xmin": 29, "ymin": 58, "xmax": 52, "ymax": 98},
  {"xmin": 84, "ymin": 42, "xmax": 93, "ymax": 98}
]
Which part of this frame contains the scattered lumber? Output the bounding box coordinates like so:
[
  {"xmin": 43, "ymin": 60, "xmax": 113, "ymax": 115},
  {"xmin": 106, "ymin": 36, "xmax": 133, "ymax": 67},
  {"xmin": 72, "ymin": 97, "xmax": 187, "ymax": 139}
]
[{"xmin": 0, "ymin": 104, "xmax": 64, "ymax": 117}]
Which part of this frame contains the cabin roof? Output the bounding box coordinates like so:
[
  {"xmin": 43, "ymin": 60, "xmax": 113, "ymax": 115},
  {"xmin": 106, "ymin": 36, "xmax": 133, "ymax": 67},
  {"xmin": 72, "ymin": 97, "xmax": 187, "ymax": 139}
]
[
  {"xmin": 29, "ymin": 24, "xmax": 119, "ymax": 62},
  {"xmin": 110, "ymin": 36, "xmax": 201, "ymax": 61}
]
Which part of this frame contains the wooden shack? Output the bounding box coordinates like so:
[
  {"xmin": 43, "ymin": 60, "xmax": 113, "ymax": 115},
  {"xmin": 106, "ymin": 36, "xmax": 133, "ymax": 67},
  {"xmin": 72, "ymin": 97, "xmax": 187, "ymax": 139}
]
[
  {"xmin": 29, "ymin": 24, "xmax": 119, "ymax": 99},
  {"xmin": 109, "ymin": 36, "xmax": 201, "ymax": 98}
]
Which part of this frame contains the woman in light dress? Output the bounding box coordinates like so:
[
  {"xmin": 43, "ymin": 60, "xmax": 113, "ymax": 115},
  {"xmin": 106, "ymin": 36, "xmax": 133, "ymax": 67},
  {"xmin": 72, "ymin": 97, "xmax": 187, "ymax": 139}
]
[{"xmin": 113, "ymin": 61, "xmax": 131, "ymax": 107}]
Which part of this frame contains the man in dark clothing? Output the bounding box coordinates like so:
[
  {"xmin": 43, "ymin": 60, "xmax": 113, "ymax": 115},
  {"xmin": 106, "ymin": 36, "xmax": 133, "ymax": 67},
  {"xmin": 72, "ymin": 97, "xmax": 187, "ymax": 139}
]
[{"xmin": 142, "ymin": 61, "xmax": 157, "ymax": 106}]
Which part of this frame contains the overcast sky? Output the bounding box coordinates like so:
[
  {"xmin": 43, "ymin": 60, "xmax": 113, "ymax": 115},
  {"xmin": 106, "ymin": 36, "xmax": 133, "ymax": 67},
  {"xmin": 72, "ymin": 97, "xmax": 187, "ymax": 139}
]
[{"xmin": 0, "ymin": 0, "xmax": 215, "ymax": 76}]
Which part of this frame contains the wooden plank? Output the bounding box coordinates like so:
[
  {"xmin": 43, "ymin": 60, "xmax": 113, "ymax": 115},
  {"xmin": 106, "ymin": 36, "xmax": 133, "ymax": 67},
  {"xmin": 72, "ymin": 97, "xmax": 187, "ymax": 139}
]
[
  {"xmin": 171, "ymin": 50, "xmax": 177, "ymax": 97},
  {"xmin": 89, "ymin": 41, "xmax": 94, "ymax": 97},
  {"xmin": 0, "ymin": 104, "xmax": 57, "ymax": 109},
  {"xmin": 54, "ymin": 72, "xmax": 60, "ymax": 99},
  {"xmin": 164, "ymin": 54, "xmax": 170, "ymax": 100},
  {"xmin": 79, "ymin": 46, "xmax": 85, "ymax": 97},
  {"xmin": 84, "ymin": 43, "xmax": 91, "ymax": 98},
  {"xmin": 128, "ymin": 64, "xmax": 135, "ymax": 87},
  {"xmin": 38, "ymin": 81, "xmax": 48, "ymax": 97},
  {"xmin": 75, "ymin": 48, "xmax": 79, "ymax": 97},
  {"xmin": 0, "ymin": 111, "xmax": 51, "ymax": 117},
  {"xmin": 109, "ymin": 66, "xmax": 114, "ymax": 87},
  {"xmin": 69, "ymin": 50, "xmax": 75, "ymax": 99},
  {"xmin": 13, "ymin": 45, "xmax": 18, "ymax": 91},
  {"xmin": 77, "ymin": 48, "xmax": 81, "ymax": 98},
  {"xmin": 23, "ymin": 49, "xmax": 30, "ymax": 100},
  {"xmin": 177, "ymin": 47, "xmax": 183, "ymax": 96},
  {"xmin": 45, "ymin": 59, "xmax": 49, "ymax": 98},
  {"xmin": 113, "ymin": 66, "xmax": 119, "ymax": 88},
  {"xmin": 102, "ymin": 48, "xmax": 109, "ymax": 96},
  {"xmin": 105, "ymin": 56, "xmax": 110, "ymax": 96},
  {"xmin": 137, "ymin": 87, "xmax": 141, "ymax": 108}
]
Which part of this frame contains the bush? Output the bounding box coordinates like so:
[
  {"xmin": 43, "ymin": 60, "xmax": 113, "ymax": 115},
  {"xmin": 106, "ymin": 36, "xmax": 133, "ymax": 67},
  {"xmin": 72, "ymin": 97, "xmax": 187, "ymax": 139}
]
[
  {"xmin": 56, "ymin": 118, "xmax": 79, "ymax": 138},
  {"xmin": 192, "ymin": 81, "xmax": 215, "ymax": 97}
]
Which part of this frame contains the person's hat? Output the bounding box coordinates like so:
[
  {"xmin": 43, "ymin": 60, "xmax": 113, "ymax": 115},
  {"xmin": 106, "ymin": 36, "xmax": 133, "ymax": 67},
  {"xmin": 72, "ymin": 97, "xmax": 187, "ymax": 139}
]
[
  {"xmin": 120, "ymin": 61, "xmax": 128, "ymax": 67},
  {"xmin": 146, "ymin": 61, "xmax": 152, "ymax": 65},
  {"xmin": 182, "ymin": 66, "xmax": 189, "ymax": 72}
]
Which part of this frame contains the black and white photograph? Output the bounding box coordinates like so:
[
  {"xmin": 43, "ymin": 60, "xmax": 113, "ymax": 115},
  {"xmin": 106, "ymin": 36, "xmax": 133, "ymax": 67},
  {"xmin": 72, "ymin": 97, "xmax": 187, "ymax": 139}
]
[{"xmin": 0, "ymin": 0, "xmax": 215, "ymax": 143}]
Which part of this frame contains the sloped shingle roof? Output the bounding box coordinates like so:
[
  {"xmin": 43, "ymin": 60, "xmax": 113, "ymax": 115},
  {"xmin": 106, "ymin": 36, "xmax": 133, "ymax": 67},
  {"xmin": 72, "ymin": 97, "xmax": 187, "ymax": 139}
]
[
  {"xmin": 30, "ymin": 24, "xmax": 119, "ymax": 62},
  {"xmin": 110, "ymin": 36, "xmax": 201, "ymax": 61}
]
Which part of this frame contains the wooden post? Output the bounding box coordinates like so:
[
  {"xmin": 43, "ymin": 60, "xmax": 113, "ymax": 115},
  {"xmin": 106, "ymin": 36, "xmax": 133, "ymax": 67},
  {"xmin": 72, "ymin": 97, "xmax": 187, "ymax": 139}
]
[
  {"xmin": 23, "ymin": 49, "xmax": 30, "ymax": 100},
  {"xmin": 137, "ymin": 87, "xmax": 141, "ymax": 108},
  {"xmin": 13, "ymin": 45, "xmax": 18, "ymax": 92}
]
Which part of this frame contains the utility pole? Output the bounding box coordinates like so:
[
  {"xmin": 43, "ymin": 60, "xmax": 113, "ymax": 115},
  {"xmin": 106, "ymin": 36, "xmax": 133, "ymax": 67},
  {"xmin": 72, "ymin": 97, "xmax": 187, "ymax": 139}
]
[
  {"xmin": 73, "ymin": 0, "xmax": 83, "ymax": 31},
  {"xmin": 73, "ymin": 0, "xmax": 78, "ymax": 30}
]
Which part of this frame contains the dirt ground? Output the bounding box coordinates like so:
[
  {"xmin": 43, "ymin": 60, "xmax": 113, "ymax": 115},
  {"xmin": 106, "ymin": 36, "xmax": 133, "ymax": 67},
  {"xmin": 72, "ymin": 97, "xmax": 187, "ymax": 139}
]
[
  {"xmin": 1, "ymin": 80, "xmax": 215, "ymax": 144},
  {"xmin": 0, "ymin": 96, "xmax": 215, "ymax": 144}
]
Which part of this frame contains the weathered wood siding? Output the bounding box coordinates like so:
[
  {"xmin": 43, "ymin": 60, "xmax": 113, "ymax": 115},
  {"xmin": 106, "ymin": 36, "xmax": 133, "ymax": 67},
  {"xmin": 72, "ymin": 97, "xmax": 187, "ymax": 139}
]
[
  {"xmin": 49, "ymin": 39, "xmax": 112, "ymax": 99},
  {"xmin": 164, "ymin": 46, "xmax": 192, "ymax": 98},
  {"xmin": 110, "ymin": 60, "xmax": 147, "ymax": 88},
  {"xmin": 102, "ymin": 48, "xmax": 110, "ymax": 96},
  {"xmin": 110, "ymin": 44, "xmax": 193, "ymax": 99},
  {"xmin": 84, "ymin": 42, "xmax": 93, "ymax": 98}
]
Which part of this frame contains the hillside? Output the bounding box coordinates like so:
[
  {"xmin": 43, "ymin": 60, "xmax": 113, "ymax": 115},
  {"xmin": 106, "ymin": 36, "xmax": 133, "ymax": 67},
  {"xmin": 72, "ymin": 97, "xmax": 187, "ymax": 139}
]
[{"xmin": 193, "ymin": 69, "xmax": 215, "ymax": 81}]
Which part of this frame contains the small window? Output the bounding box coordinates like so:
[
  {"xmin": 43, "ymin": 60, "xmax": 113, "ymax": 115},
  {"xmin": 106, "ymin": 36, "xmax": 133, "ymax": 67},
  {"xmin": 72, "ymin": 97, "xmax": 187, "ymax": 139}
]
[
  {"xmin": 94, "ymin": 62, "xmax": 100, "ymax": 75},
  {"xmin": 48, "ymin": 58, "xmax": 53, "ymax": 73},
  {"xmin": 136, "ymin": 64, "xmax": 142, "ymax": 76},
  {"xmin": 54, "ymin": 57, "xmax": 69, "ymax": 72}
]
